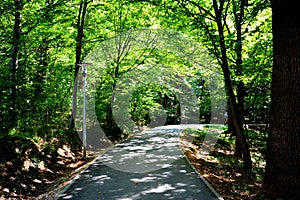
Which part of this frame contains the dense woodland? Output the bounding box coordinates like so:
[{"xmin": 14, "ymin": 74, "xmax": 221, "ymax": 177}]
[{"xmin": 0, "ymin": 0, "xmax": 299, "ymax": 199}]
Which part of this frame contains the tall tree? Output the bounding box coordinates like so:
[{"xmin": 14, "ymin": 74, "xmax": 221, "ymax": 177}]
[
  {"xmin": 9, "ymin": 0, "xmax": 23, "ymax": 127},
  {"xmin": 1, "ymin": 0, "xmax": 77, "ymax": 137},
  {"xmin": 210, "ymin": 0, "xmax": 251, "ymax": 169},
  {"xmin": 165, "ymin": 0, "xmax": 256, "ymax": 170},
  {"xmin": 69, "ymin": 0, "xmax": 89, "ymax": 129},
  {"xmin": 263, "ymin": 1, "xmax": 300, "ymax": 199}
]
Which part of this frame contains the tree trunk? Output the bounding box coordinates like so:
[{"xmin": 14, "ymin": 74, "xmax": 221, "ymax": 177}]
[
  {"xmin": 213, "ymin": 0, "xmax": 252, "ymax": 171},
  {"xmin": 69, "ymin": 0, "xmax": 88, "ymax": 129},
  {"xmin": 9, "ymin": 0, "xmax": 22, "ymax": 126},
  {"xmin": 263, "ymin": 1, "xmax": 300, "ymax": 199},
  {"xmin": 233, "ymin": 0, "xmax": 246, "ymax": 157}
]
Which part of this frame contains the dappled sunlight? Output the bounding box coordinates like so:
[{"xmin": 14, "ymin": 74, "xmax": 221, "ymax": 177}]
[
  {"xmin": 0, "ymin": 134, "xmax": 95, "ymax": 199},
  {"xmin": 181, "ymin": 128, "xmax": 267, "ymax": 199},
  {"xmin": 57, "ymin": 145, "xmax": 76, "ymax": 160},
  {"xmin": 130, "ymin": 176, "xmax": 157, "ymax": 183},
  {"xmin": 58, "ymin": 157, "xmax": 213, "ymax": 199},
  {"xmin": 91, "ymin": 175, "xmax": 111, "ymax": 183},
  {"xmin": 57, "ymin": 125, "xmax": 217, "ymax": 199},
  {"xmin": 98, "ymin": 126, "xmax": 185, "ymax": 173},
  {"xmin": 142, "ymin": 184, "xmax": 175, "ymax": 194}
]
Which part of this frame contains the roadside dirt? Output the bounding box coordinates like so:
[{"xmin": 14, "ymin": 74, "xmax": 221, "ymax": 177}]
[
  {"xmin": 0, "ymin": 135, "xmax": 103, "ymax": 200},
  {"xmin": 180, "ymin": 131, "xmax": 265, "ymax": 200},
  {"xmin": 1, "ymin": 130, "xmax": 265, "ymax": 200}
]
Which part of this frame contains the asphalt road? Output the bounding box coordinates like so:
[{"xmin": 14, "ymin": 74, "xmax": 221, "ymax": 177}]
[{"xmin": 56, "ymin": 125, "xmax": 222, "ymax": 200}]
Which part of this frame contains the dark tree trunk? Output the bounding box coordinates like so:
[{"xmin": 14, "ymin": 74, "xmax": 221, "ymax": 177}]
[
  {"xmin": 8, "ymin": 0, "xmax": 23, "ymax": 131},
  {"xmin": 213, "ymin": 0, "xmax": 252, "ymax": 171},
  {"xmin": 233, "ymin": 0, "xmax": 246, "ymax": 157},
  {"xmin": 234, "ymin": 82, "xmax": 245, "ymax": 157},
  {"xmin": 34, "ymin": 43, "xmax": 48, "ymax": 98},
  {"xmin": 9, "ymin": 0, "xmax": 22, "ymax": 126},
  {"xmin": 69, "ymin": 0, "xmax": 88, "ymax": 129},
  {"xmin": 176, "ymin": 0, "xmax": 252, "ymax": 170},
  {"xmin": 263, "ymin": 1, "xmax": 300, "ymax": 199}
]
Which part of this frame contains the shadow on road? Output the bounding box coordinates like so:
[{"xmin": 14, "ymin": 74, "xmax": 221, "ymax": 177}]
[{"xmin": 57, "ymin": 125, "xmax": 220, "ymax": 200}]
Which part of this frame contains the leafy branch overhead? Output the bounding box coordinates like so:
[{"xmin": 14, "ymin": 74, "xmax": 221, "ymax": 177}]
[{"xmin": 1, "ymin": 0, "xmax": 288, "ymax": 199}]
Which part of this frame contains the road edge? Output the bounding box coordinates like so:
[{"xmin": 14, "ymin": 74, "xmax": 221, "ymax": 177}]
[
  {"xmin": 183, "ymin": 152, "xmax": 224, "ymax": 200},
  {"xmin": 52, "ymin": 151, "xmax": 106, "ymax": 200}
]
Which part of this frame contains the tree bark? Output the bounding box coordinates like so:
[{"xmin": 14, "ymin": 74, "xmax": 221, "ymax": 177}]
[
  {"xmin": 263, "ymin": 1, "xmax": 300, "ymax": 199},
  {"xmin": 233, "ymin": 0, "xmax": 246, "ymax": 157},
  {"xmin": 213, "ymin": 0, "xmax": 252, "ymax": 171},
  {"xmin": 69, "ymin": 0, "xmax": 89, "ymax": 129},
  {"xmin": 10, "ymin": 0, "xmax": 22, "ymax": 125}
]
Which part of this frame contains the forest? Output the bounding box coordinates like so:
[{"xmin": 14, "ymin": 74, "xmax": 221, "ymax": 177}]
[{"xmin": 0, "ymin": 0, "xmax": 299, "ymax": 199}]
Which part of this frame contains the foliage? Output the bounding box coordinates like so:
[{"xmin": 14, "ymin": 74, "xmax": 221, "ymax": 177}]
[
  {"xmin": 0, "ymin": 0, "xmax": 273, "ymax": 197},
  {"xmin": 0, "ymin": 0, "xmax": 272, "ymax": 144},
  {"xmin": 129, "ymin": 83, "xmax": 181, "ymax": 126}
]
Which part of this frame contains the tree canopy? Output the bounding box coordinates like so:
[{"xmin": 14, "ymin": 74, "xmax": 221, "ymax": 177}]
[{"xmin": 5, "ymin": 0, "xmax": 298, "ymax": 199}]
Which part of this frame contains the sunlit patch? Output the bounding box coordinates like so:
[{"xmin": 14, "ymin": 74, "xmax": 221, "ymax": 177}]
[
  {"xmin": 142, "ymin": 184, "xmax": 175, "ymax": 194},
  {"xmin": 57, "ymin": 145, "xmax": 75, "ymax": 160},
  {"xmin": 23, "ymin": 159, "xmax": 35, "ymax": 171},
  {"xmin": 33, "ymin": 179, "xmax": 42, "ymax": 184},
  {"xmin": 61, "ymin": 194, "xmax": 74, "ymax": 199},
  {"xmin": 130, "ymin": 177, "xmax": 157, "ymax": 183},
  {"xmin": 91, "ymin": 175, "xmax": 111, "ymax": 185},
  {"xmin": 15, "ymin": 147, "xmax": 20, "ymax": 153},
  {"xmin": 181, "ymin": 128, "xmax": 267, "ymax": 199}
]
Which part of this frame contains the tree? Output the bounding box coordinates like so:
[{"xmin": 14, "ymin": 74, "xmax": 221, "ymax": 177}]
[
  {"xmin": 0, "ymin": 0, "xmax": 77, "ymax": 138},
  {"xmin": 69, "ymin": 0, "xmax": 90, "ymax": 129},
  {"xmin": 168, "ymin": 0, "xmax": 255, "ymax": 170},
  {"xmin": 263, "ymin": 1, "xmax": 300, "ymax": 199},
  {"xmin": 9, "ymin": 0, "xmax": 23, "ymax": 129}
]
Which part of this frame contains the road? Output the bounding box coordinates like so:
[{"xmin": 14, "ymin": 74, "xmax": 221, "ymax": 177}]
[{"xmin": 56, "ymin": 125, "xmax": 222, "ymax": 200}]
